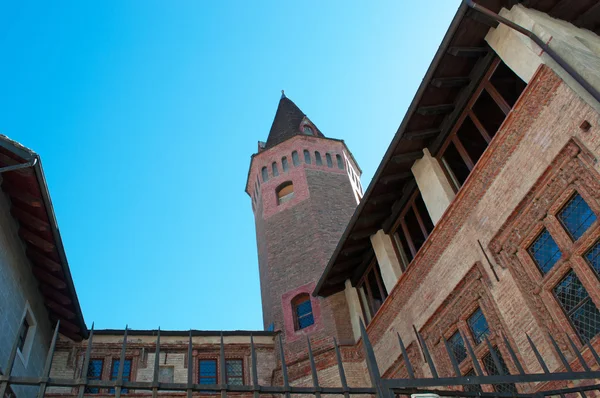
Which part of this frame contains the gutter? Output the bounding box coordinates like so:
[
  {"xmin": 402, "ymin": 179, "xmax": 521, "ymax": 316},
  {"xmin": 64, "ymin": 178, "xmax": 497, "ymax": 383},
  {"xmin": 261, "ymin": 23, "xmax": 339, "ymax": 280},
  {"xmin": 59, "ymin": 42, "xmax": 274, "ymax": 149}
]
[{"xmin": 464, "ymin": 0, "xmax": 600, "ymax": 104}]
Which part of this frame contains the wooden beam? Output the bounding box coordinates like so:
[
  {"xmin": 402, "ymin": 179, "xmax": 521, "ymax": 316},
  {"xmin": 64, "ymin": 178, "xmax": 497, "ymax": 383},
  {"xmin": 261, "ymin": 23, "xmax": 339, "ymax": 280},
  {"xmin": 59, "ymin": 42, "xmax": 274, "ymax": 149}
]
[
  {"xmin": 0, "ymin": 153, "xmax": 34, "ymax": 177},
  {"xmin": 40, "ymin": 284, "xmax": 71, "ymax": 306},
  {"xmin": 50, "ymin": 315, "xmax": 81, "ymax": 334},
  {"xmin": 370, "ymin": 192, "xmax": 398, "ymax": 206},
  {"xmin": 11, "ymin": 207, "xmax": 50, "ymax": 232},
  {"xmin": 416, "ymin": 104, "xmax": 455, "ymax": 116},
  {"xmin": 351, "ymin": 252, "xmax": 376, "ymax": 285},
  {"xmin": 392, "ymin": 151, "xmax": 424, "ymax": 164},
  {"xmin": 431, "ymin": 77, "xmax": 471, "ymax": 88},
  {"xmin": 27, "ymin": 248, "xmax": 61, "ymax": 272},
  {"xmin": 19, "ymin": 228, "xmax": 54, "ymax": 252},
  {"xmin": 349, "ymin": 227, "xmax": 379, "ymax": 241},
  {"xmin": 403, "ymin": 128, "xmax": 440, "ymax": 141},
  {"xmin": 32, "ymin": 267, "xmax": 66, "ymax": 289},
  {"xmin": 356, "ymin": 211, "xmax": 389, "ymax": 227},
  {"xmin": 380, "ymin": 172, "xmax": 412, "ymax": 185},
  {"xmin": 447, "ymin": 46, "xmax": 489, "ymax": 57},
  {"xmin": 334, "ymin": 258, "xmax": 362, "ymax": 271},
  {"xmin": 3, "ymin": 188, "xmax": 42, "ymax": 208},
  {"xmin": 46, "ymin": 299, "xmax": 75, "ymax": 319},
  {"xmin": 341, "ymin": 243, "xmax": 371, "ymax": 256}
]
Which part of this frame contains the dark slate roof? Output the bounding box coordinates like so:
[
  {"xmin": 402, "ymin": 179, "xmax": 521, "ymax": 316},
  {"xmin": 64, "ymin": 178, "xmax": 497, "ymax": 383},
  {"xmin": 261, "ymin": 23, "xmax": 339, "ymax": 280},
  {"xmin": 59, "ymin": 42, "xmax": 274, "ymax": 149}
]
[{"xmin": 264, "ymin": 95, "xmax": 310, "ymax": 149}]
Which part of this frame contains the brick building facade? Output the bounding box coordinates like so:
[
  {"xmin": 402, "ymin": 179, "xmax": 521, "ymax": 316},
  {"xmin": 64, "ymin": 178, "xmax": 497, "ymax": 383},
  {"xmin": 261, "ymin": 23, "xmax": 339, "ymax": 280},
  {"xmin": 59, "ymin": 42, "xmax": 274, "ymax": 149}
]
[{"xmin": 2, "ymin": 1, "xmax": 600, "ymax": 397}]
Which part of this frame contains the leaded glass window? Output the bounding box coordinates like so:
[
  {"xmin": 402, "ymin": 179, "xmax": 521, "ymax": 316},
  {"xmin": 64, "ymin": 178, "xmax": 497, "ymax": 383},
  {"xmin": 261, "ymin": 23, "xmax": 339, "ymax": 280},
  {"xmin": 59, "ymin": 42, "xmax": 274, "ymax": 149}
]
[
  {"xmin": 448, "ymin": 331, "xmax": 467, "ymax": 363},
  {"xmin": 463, "ymin": 369, "xmax": 483, "ymax": 393},
  {"xmin": 558, "ymin": 193, "xmax": 596, "ymax": 240},
  {"xmin": 482, "ymin": 347, "xmax": 517, "ymax": 394},
  {"xmin": 110, "ymin": 359, "xmax": 132, "ymax": 393},
  {"xmin": 528, "ymin": 229, "xmax": 562, "ymax": 274},
  {"xmin": 554, "ymin": 270, "xmax": 600, "ymax": 343},
  {"xmin": 585, "ymin": 240, "xmax": 600, "ymax": 276},
  {"xmin": 293, "ymin": 294, "xmax": 314, "ymax": 330},
  {"xmin": 225, "ymin": 359, "xmax": 243, "ymax": 385},
  {"xmin": 467, "ymin": 308, "xmax": 490, "ymax": 345},
  {"xmin": 85, "ymin": 359, "xmax": 103, "ymax": 394},
  {"xmin": 198, "ymin": 359, "xmax": 217, "ymax": 384}
]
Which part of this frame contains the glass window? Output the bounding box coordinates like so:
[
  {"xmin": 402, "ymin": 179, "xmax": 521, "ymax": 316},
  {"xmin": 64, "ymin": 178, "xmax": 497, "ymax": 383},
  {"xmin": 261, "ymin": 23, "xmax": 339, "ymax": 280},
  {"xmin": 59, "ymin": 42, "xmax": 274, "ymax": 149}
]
[
  {"xmin": 303, "ymin": 125, "xmax": 313, "ymax": 135},
  {"xmin": 467, "ymin": 308, "xmax": 490, "ymax": 345},
  {"xmin": 304, "ymin": 150, "xmax": 311, "ymax": 164},
  {"xmin": 482, "ymin": 347, "xmax": 517, "ymax": 394},
  {"xmin": 225, "ymin": 359, "xmax": 243, "ymax": 385},
  {"xmin": 336, "ymin": 154, "xmax": 344, "ymax": 169},
  {"xmin": 293, "ymin": 294, "xmax": 314, "ymax": 330},
  {"xmin": 276, "ymin": 182, "xmax": 294, "ymax": 205},
  {"xmin": 326, "ymin": 153, "xmax": 333, "ymax": 168},
  {"xmin": 110, "ymin": 359, "xmax": 132, "ymax": 393},
  {"xmin": 261, "ymin": 167, "xmax": 268, "ymax": 182},
  {"xmin": 272, "ymin": 162, "xmax": 279, "ymax": 177},
  {"xmin": 554, "ymin": 270, "xmax": 600, "ymax": 343},
  {"xmin": 528, "ymin": 229, "xmax": 562, "ymax": 274},
  {"xmin": 198, "ymin": 359, "xmax": 217, "ymax": 384},
  {"xmin": 17, "ymin": 318, "xmax": 29, "ymax": 353},
  {"xmin": 315, "ymin": 151, "xmax": 322, "ymax": 166},
  {"xmin": 292, "ymin": 151, "xmax": 300, "ymax": 166},
  {"xmin": 86, "ymin": 359, "xmax": 104, "ymax": 394},
  {"xmin": 282, "ymin": 157, "xmax": 289, "ymax": 172},
  {"xmin": 558, "ymin": 193, "xmax": 596, "ymax": 240},
  {"xmin": 448, "ymin": 331, "xmax": 467, "ymax": 363},
  {"xmin": 585, "ymin": 240, "xmax": 600, "ymax": 276}
]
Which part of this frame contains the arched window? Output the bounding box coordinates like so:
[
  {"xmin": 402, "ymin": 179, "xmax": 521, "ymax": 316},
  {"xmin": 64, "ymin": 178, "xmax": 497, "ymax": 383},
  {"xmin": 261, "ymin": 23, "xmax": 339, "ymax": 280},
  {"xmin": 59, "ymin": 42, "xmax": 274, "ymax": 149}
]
[
  {"xmin": 282, "ymin": 156, "xmax": 289, "ymax": 172},
  {"xmin": 292, "ymin": 151, "xmax": 300, "ymax": 166},
  {"xmin": 261, "ymin": 167, "xmax": 269, "ymax": 182},
  {"xmin": 272, "ymin": 162, "xmax": 279, "ymax": 177},
  {"xmin": 326, "ymin": 153, "xmax": 333, "ymax": 168},
  {"xmin": 292, "ymin": 293, "xmax": 314, "ymax": 330},
  {"xmin": 336, "ymin": 154, "xmax": 344, "ymax": 169},
  {"xmin": 304, "ymin": 150, "xmax": 311, "ymax": 164},
  {"xmin": 315, "ymin": 151, "xmax": 322, "ymax": 166},
  {"xmin": 276, "ymin": 181, "xmax": 294, "ymax": 205},
  {"xmin": 303, "ymin": 125, "xmax": 314, "ymax": 135}
]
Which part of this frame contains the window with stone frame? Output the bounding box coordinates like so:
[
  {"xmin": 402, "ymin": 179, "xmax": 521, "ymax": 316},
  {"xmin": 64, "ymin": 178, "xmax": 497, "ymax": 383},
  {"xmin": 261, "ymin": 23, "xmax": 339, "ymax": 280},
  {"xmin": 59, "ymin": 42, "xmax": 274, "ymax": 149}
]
[
  {"xmin": 467, "ymin": 308, "xmax": 490, "ymax": 345},
  {"xmin": 448, "ymin": 330, "xmax": 467, "ymax": 363},
  {"xmin": 482, "ymin": 346, "xmax": 517, "ymax": 394},
  {"xmin": 225, "ymin": 359, "xmax": 244, "ymax": 385},
  {"xmin": 85, "ymin": 359, "xmax": 104, "ymax": 394},
  {"xmin": 110, "ymin": 359, "xmax": 132, "ymax": 394},
  {"xmin": 490, "ymin": 140, "xmax": 600, "ymax": 350},
  {"xmin": 198, "ymin": 359, "xmax": 217, "ymax": 385}
]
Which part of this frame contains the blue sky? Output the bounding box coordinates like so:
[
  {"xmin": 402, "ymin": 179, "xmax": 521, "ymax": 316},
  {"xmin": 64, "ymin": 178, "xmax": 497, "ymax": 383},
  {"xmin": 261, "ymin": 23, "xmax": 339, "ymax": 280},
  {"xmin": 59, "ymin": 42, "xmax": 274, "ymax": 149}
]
[{"xmin": 0, "ymin": 1, "xmax": 461, "ymax": 331}]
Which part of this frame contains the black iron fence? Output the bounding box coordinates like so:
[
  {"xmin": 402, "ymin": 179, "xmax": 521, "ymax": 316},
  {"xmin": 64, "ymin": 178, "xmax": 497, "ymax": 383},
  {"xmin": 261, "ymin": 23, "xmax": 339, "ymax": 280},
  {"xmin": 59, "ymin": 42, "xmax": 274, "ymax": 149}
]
[{"xmin": 1, "ymin": 319, "xmax": 599, "ymax": 398}]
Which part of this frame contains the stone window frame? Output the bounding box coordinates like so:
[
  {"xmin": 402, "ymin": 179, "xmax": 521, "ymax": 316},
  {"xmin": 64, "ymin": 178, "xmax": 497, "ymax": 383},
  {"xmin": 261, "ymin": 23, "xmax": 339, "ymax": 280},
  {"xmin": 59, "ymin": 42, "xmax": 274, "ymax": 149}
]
[
  {"xmin": 16, "ymin": 302, "xmax": 37, "ymax": 368},
  {"xmin": 194, "ymin": 353, "xmax": 249, "ymax": 386}
]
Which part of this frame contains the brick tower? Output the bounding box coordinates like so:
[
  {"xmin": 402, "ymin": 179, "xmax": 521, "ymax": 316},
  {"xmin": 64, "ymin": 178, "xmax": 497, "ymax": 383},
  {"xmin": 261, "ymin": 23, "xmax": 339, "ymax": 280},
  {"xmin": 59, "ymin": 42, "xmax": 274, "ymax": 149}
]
[{"xmin": 246, "ymin": 92, "xmax": 362, "ymax": 358}]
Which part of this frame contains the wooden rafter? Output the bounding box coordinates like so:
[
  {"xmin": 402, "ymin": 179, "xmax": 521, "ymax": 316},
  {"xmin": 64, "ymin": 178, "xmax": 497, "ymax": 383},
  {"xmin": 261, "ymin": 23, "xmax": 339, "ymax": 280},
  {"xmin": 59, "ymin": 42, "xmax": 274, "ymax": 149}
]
[
  {"xmin": 19, "ymin": 228, "xmax": 54, "ymax": 252},
  {"xmin": 416, "ymin": 104, "xmax": 455, "ymax": 116},
  {"xmin": 11, "ymin": 207, "xmax": 50, "ymax": 232},
  {"xmin": 40, "ymin": 284, "xmax": 71, "ymax": 306},
  {"xmin": 447, "ymin": 46, "xmax": 489, "ymax": 57},
  {"xmin": 32, "ymin": 267, "xmax": 66, "ymax": 289},
  {"xmin": 26, "ymin": 248, "xmax": 61, "ymax": 272}
]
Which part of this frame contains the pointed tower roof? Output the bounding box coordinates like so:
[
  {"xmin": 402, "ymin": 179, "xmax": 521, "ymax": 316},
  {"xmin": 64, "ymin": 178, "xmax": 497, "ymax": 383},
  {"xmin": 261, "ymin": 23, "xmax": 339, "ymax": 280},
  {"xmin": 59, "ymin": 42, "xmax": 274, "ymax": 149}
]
[{"xmin": 265, "ymin": 92, "xmax": 316, "ymax": 149}]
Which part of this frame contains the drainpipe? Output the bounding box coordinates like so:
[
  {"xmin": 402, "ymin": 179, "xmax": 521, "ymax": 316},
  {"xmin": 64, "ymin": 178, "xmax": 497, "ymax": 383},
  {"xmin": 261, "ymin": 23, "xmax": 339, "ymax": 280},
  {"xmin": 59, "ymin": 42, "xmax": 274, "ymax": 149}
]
[
  {"xmin": 0, "ymin": 158, "xmax": 37, "ymax": 174},
  {"xmin": 463, "ymin": 0, "xmax": 600, "ymax": 105}
]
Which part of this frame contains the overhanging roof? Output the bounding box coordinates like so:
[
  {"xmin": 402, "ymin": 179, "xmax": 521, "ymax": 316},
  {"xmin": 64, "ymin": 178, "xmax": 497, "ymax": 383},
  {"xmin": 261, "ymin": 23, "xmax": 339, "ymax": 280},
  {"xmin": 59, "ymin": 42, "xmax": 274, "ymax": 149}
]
[
  {"xmin": 0, "ymin": 135, "xmax": 87, "ymax": 340},
  {"xmin": 314, "ymin": 0, "xmax": 600, "ymax": 297}
]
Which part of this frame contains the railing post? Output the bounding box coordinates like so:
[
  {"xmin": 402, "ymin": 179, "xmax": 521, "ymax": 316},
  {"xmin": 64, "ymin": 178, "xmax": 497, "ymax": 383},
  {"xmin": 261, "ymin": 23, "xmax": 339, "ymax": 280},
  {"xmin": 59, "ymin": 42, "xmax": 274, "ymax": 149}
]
[{"xmin": 359, "ymin": 320, "xmax": 390, "ymax": 398}]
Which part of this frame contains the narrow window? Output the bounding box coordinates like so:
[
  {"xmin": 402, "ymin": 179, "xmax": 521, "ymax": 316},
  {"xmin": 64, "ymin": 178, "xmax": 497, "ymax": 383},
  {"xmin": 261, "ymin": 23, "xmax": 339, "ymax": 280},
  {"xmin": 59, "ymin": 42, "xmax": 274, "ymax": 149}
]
[
  {"xmin": 292, "ymin": 293, "xmax": 314, "ymax": 330},
  {"xmin": 448, "ymin": 331, "xmax": 467, "ymax": 363},
  {"xmin": 482, "ymin": 347, "xmax": 517, "ymax": 393},
  {"xmin": 585, "ymin": 240, "xmax": 600, "ymax": 276},
  {"xmin": 110, "ymin": 359, "xmax": 132, "ymax": 393},
  {"xmin": 441, "ymin": 141, "xmax": 470, "ymax": 189},
  {"xmin": 326, "ymin": 153, "xmax": 333, "ymax": 168},
  {"xmin": 304, "ymin": 150, "xmax": 311, "ymax": 164},
  {"xmin": 261, "ymin": 167, "xmax": 268, "ymax": 182},
  {"xmin": 225, "ymin": 359, "xmax": 244, "ymax": 385},
  {"xmin": 393, "ymin": 232, "xmax": 413, "ymax": 270},
  {"xmin": 198, "ymin": 359, "xmax": 217, "ymax": 384},
  {"xmin": 17, "ymin": 318, "xmax": 29, "ymax": 353},
  {"xmin": 528, "ymin": 229, "xmax": 562, "ymax": 274},
  {"xmin": 489, "ymin": 61, "xmax": 526, "ymax": 107},
  {"xmin": 558, "ymin": 193, "xmax": 596, "ymax": 240},
  {"xmin": 336, "ymin": 154, "xmax": 344, "ymax": 169},
  {"xmin": 292, "ymin": 151, "xmax": 300, "ymax": 166},
  {"xmin": 282, "ymin": 157, "xmax": 289, "ymax": 172},
  {"xmin": 276, "ymin": 182, "xmax": 294, "ymax": 205},
  {"xmin": 467, "ymin": 308, "xmax": 490, "ymax": 345},
  {"xmin": 357, "ymin": 260, "xmax": 388, "ymax": 324},
  {"xmin": 554, "ymin": 270, "xmax": 600, "ymax": 343},
  {"xmin": 472, "ymin": 89, "xmax": 506, "ymax": 138},
  {"xmin": 456, "ymin": 116, "xmax": 488, "ymax": 166},
  {"xmin": 158, "ymin": 366, "xmax": 174, "ymax": 383},
  {"xmin": 272, "ymin": 162, "xmax": 279, "ymax": 177},
  {"xmin": 303, "ymin": 125, "xmax": 314, "ymax": 135},
  {"xmin": 85, "ymin": 359, "xmax": 104, "ymax": 394},
  {"xmin": 315, "ymin": 151, "xmax": 322, "ymax": 166}
]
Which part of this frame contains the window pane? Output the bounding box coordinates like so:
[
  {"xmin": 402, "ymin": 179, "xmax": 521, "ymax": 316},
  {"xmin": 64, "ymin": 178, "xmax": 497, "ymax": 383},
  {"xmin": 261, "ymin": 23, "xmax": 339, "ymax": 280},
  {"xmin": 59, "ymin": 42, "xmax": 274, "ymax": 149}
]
[
  {"xmin": 111, "ymin": 359, "xmax": 132, "ymax": 394},
  {"xmin": 326, "ymin": 153, "xmax": 333, "ymax": 167},
  {"xmin": 482, "ymin": 347, "xmax": 517, "ymax": 394},
  {"xmin": 282, "ymin": 157, "xmax": 289, "ymax": 172},
  {"xmin": 558, "ymin": 193, "xmax": 596, "ymax": 240},
  {"xmin": 571, "ymin": 299, "xmax": 600, "ymax": 344},
  {"xmin": 414, "ymin": 194, "xmax": 434, "ymax": 235},
  {"xmin": 315, "ymin": 151, "xmax": 322, "ymax": 166},
  {"xmin": 467, "ymin": 308, "xmax": 490, "ymax": 345},
  {"xmin": 304, "ymin": 150, "xmax": 311, "ymax": 164},
  {"xmin": 448, "ymin": 331, "xmax": 467, "ymax": 363},
  {"xmin": 472, "ymin": 89, "xmax": 506, "ymax": 137},
  {"xmin": 86, "ymin": 359, "xmax": 103, "ymax": 394},
  {"xmin": 303, "ymin": 126, "xmax": 313, "ymax": 135},
  {"xmin": 463, "ymin": 369, "xmax": 483, "ymax": 393},
  {"xmin": 457, "ymin": 116, "xmax": 488, "ymax": 165},
  {"xmin": 199, "ymin": 360, "xmax": 217, "ymax": 384},
  {"xmin": 336, "ymin": 155, "xmax": 344, "ymax": 169},
  {"xmin": 292, "ymin": 151, "xmax": 299, "ymax": 166},
  {"xmin": 585, "ymin": 241, "xmax": 600, "ymax": 276},
  {"xmin": 226, "ymin": 360, "xmax": 243, "ymax": 385},
  {"xmin": 442, "ymin": 141, "xmax": 470, "ymax": 188},
  {"xmin": 528, "ymin": 229, "xmax": 562, "ymax": 274},
  {"xmin": 295, "ymin": 298, "xmax": 314, "ymax": 329},
  {"xmin": 272, "ymin": 163, "xmax": 279, "ymax": 177}
]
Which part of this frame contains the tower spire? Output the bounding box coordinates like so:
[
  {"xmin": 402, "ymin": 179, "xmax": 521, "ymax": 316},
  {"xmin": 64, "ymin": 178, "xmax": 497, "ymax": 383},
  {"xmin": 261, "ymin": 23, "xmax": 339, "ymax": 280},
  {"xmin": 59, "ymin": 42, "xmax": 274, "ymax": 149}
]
[{"xmin": 281, "ymin": 89, "xmax": 286, "ymax": 99}]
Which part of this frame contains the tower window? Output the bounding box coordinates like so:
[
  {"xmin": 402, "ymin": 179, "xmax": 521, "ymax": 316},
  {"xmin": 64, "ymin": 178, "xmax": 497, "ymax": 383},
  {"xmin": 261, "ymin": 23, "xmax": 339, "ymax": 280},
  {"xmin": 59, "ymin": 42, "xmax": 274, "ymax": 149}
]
[
  {"xmin": 261, "ymin": 167, "xmax": 268, "ymax": 182},
  {"xmin": 272, "ymin": 162, "xmax": 279, "ymax": 177},
  {"xmin": 336, "ymin": 154, "xmax": 344, "ymax": 169},
  {"xmin": 292, "ymin": 151, "xmax": 300, "ymax": 166},
  {"xmin": 304, "ymin": 150, "xmax": 311, "ymax": 164},
  {"xmin": 303, "ymin": 125, "xmax": 314, "ymax": 135},
  {"xmin": 292, "ymin": 293, "xmax": 314, "ymax": 330},
  {"xmin": 558, "ymin": 193, "xmax": 596, "ymax": 240},
  {"xmin": 326, "ymin": 153, "xmax": 333, "ymax": 168},
  {"xmin": 282, "ymin": 157, "xmax": 289, "ymax": 172},
  {"xmin": 315, "ymin": 151, "xmax": 322, "ymax": 166},
  {"xmin": 276, "ymin": 182, "xmax": 294, "ymax": 205}
]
